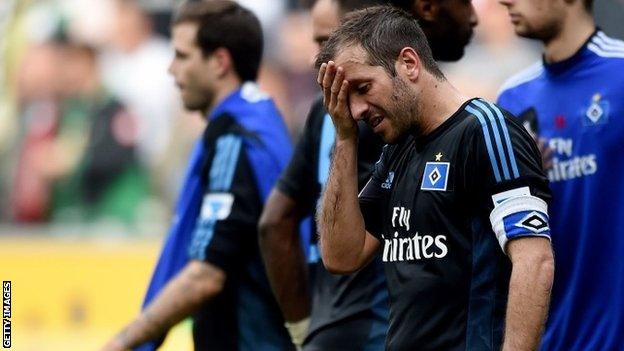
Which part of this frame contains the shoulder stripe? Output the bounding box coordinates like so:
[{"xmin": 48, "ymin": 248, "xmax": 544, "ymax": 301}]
[
  {"xmin": 188, "ymin": 220, "xmax": 216, "ymax": 261},
  {"xmin": 497, "ymin": 61, "xmax": 544, "ymax": 95},
  {"xmin": 591, "ymin": 36, "xmax": 624, "ymax": 53},
  {"xmin": 588, "ymin": 43, "xmax": 624, "ymax": 58},
  {"xmin": 481, "ymin": 100, "xmax": 520, "ymax": 179},
  {"xmin": 597, "ymin": 31, "xmax": 624, "ymax": 47},
  {"xmin": 209, "ymin": 134, "xmax": 243, "ymax": 191},
  {"xmin": 466, "ymin": 104, "xmax": 502, "ymax": 183},
  {"xmin": 189, "ymin": 134, "xmax": 243, "ymax": 261},
  {"xmin": 472, "ymin": 100, "xmax": 511, "ymax": 181}
]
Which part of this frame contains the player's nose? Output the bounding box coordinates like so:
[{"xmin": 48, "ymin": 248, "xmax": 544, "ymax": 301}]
[
  {"xmin": 469, "ymin": 4, "xmax": 478, "ymax": 27},
  {"xmin": 350, "ymin": 96, "xmax": 369, "ymax": 122}
]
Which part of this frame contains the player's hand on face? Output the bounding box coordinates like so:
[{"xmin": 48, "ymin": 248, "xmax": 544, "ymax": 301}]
[
  {"xmin": 537, "ymin": 138, "xmax": 553, "ymax": 171},
  {"xmin": 318, "ymin": 61, "xmax": 358, "ymax": 141}
]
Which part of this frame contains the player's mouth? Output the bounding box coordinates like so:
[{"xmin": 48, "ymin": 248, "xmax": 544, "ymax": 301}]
[{"xmin": 508, "ymin": 13, "xmax": 522, "ymax": 24}]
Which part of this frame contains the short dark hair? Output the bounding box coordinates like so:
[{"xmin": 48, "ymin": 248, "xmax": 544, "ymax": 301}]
[
  {"xmin": 335, "ymin": 0, "xmax": 413, "ymax": 15},
  {"xmin": 315, "ymin": 5, "xmax": 443, "ymax": 79},
  {"xmin": 583, "ymin": 0, "xmax": 594, "ymax": 12},
  {"xmin": 173, "ymin": 0, "xmax": 263, "ymax": 82}
]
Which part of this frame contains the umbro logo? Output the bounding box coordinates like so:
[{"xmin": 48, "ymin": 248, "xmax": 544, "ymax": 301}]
[
  {"xmin": 382, "ymin": 172, "xmax": 395, "ymax": 189},
  {"xmin": 515, "ymin": 212, "xmax": 549, "ymax": 233}
]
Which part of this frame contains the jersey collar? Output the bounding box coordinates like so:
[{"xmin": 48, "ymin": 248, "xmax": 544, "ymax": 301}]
[
  {"xmin": 542, "ymin": 28, "xmax": 598, "ymax": 76},
  {"xmin": 415, "ymin": 98, "xmax": 477, "ymax": 149}
]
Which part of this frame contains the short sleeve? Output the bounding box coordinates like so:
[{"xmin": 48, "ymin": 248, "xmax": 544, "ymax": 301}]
[
  {"xmin": 464, "ymin": 99, "xmax": 551, "ymax": 253},
  {"xmin": 358, "ymin": 145, "xmax": 391, "ymax": 239},
  {"xmin": 188, "ymin": 134, "xmax": 262, "ymax": 271},
  {"xmin": 275, "ymin": 100, "xmax": 325, "ymax": 214}
]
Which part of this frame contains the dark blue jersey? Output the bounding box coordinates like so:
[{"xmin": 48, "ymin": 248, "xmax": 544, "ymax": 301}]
[
  {"xmin": 359, "ymin": 99, "xmax": 551, "ymax": 350},
  {"xmin": 160, "ymin": 83, "xmax": 294, "ymax": 351},
  {"xmin": 497, "ymin": 30, "xmax": 624, "ymax": 351},
  {"xmin": 277, "ymin": 97, "xmax": 388, "ymax": 350}
]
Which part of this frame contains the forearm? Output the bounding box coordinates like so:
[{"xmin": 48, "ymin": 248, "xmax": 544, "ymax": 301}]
[
  {"xmin": 503, "ymin": 244, "xmax": 554, "ymax": 351},
  {"xmin": 259, "ymin": 191, "xmax": 311, "ymax": 322},
  {"xmin": 319, "ymin": 137, "xmax": 367, "ymax": 272},
  {"xmin": 113, "ymin": 262, "xmax": 224, "ymax": 349}
]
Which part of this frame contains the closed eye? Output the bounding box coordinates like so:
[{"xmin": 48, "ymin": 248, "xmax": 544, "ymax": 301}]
[{"xmin": 356, "ymin": 83, "xmax": 371, "ymax": 95}]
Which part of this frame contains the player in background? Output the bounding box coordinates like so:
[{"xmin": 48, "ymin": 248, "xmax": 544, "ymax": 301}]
[
  {"xmin": 497, "ymin": 0, "xmax": 624, "ymax": 348},
  {"xmin": 317, "ymin": 6, "xmax": 554, "ymax": 350},
  {"xmin": 101, "ymin": 1, "xmax": 294, "ymax": 350},
  {"xmin": 258, "ymin": 0, "xmax": 477, "ymax": 349}
]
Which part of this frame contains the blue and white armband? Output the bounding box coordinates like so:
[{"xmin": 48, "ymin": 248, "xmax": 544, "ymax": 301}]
[{"xmin": 489, "ymin": 192, "xmax": 550, "ymax": 253}]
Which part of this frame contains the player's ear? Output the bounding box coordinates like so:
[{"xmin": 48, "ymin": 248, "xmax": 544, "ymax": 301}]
[
  {"xmin": 412, "ymin": 0, "xmax": 440, "ymax": 22},
  {"xmin": 396, "ymin": 47, "xmax": 420, "ymax": 82},
  {"xmin": 211, "ymin": 47, "xmax": 234, "ymax": 78}
]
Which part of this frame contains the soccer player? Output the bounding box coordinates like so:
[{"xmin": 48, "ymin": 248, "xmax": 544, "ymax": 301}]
[
  {"xmin": 496, "ymin": 0, "xmax": 624, "ymax": 348},
  {"xmin": 258, "ymin": 0, "xmax": 477, "ymax": 349},
  {"xmin": 316, "ymin": 6, "xmax": 554, "ymax": 350},
  {"xmin": 101, "ymin": 2, "xmax": 294, "ymax": 350}
]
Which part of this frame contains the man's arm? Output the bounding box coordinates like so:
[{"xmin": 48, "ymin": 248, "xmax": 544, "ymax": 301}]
[
  {"xmin": 101, "ymin": 260, "xmax": 225, "ymax": 351},
  {"xmin": 502, "ymin": 237, "xmax": 554, "ymax": 351},
  {"xmin": 317, "ymin": 62, "xmax": 380, "ymax": 274},
  {"xmin": 258, "ymin": 189, "xmax": 311, "ymax": 322}
]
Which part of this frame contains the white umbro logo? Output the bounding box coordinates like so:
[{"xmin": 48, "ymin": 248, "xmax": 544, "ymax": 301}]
[{"xmin": 515, "ymin": 211, "xmax": 549, "ymax": 233}]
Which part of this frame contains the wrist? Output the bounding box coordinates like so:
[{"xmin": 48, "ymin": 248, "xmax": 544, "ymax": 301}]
[{"xmin": 334, "ymin": 135, "xmax": 358, "ymax": 145}]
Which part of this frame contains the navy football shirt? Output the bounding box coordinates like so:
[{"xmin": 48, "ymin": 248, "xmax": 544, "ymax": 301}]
[
  {"xmin": 359, "ymin": 98, "xmax": 551, "ymax": 350},
  {"xmin": 277, "ymin": 97, "xmax": 389, "ymax": 349}
]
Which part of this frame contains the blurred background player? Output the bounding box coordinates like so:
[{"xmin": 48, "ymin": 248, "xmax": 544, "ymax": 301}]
[
  {"xmin": 102, "ymin": 1, "xmax": 294, "ymax": 350},
  {"xmin": 258, "ymin": 0, "xmax": 477, "ymax": 349},
  {"xmin": 11, "ymin": 39, "xmax": 148, "ymax": 225},
  {"xmin": 497, "ymin": 0, "xmax": 624, "ymax": 349}
]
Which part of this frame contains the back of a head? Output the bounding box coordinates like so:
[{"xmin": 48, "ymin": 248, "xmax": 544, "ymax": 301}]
[
  {"xmin": 173, "ymin": 0, "xmax": 263, "ymax": 82},
  {"xmin": 316, "ymin": 5, "xmax": 442, "ymax": 78},
  {"xmin": 335, "ymin": 0, "xmax": 413, "ymax": 14}
]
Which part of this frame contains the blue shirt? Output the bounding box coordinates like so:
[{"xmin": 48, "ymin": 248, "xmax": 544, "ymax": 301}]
[{"xmin": 497, "ymin": 30, "xmax": 624, "ymax": 351}]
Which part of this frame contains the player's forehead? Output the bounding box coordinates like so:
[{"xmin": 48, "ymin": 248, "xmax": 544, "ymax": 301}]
[
  {"xmin": 334, "ymin": 45, "xmax": 368, "ymax": 69},
  {"xmin": 172, "ymin": 22, "xmax": 199, "ymax": 50},
  {"xmin": 333, "ymin": 45, "xmax": 381, "ymax": 81}
]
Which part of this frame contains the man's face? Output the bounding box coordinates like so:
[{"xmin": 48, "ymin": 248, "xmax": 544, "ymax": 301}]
[
  {"xmin": 422, "ymin": 0, "xmax": 478, "ymax": 61},
  {"xmin": 311, "ymin": 0, "xmax": 341, "ymax": 50},
  {"xmin": 169, "ymin": 22, "xmax": 217, "ymax": 111},
  {"xmin": 498, "ymin": 0, "xmax": 565, "ymax": 40},
  {"xmin": 334, "ymin": 46, "xmax": 418, "ymax": 144}
]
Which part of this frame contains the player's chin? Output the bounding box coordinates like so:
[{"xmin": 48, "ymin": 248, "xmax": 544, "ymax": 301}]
[
  {"xmin": 379, "ymin": 128, "xmax": 401, "ymax": 144},
  {"xmin": 182, "ymin": 96, "xmax": 208, "ymax": 112}
]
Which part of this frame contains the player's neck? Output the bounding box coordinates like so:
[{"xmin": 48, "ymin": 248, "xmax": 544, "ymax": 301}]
[
  {"xmin": 204, "ymin": 76, "xmax": 242, "ymax": 116},
  {"xmin": 543, "ymin": 10, "xmax": 595, "ymax": 64},
  {"xmin": 416, "ymin": 76, "xmax": 468, "ymax": 137}
]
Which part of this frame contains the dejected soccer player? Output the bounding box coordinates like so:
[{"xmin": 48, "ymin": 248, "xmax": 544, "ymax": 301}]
[
  {"xmin": 258, "ymin": 0, "xmax": 477, "ymax": 349},
  {"xmin": 316, "ymin": 6, "xmax": 555, "ymax": 351}
]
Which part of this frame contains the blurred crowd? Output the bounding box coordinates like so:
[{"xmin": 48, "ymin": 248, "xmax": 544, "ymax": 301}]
[{"xmin": 0, "ymin": 0, "xmax": 620, "ymax": 234}]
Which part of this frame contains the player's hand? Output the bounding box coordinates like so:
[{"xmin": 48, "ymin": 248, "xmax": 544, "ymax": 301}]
[
  {"xmin": 537, "ymin": 138, "xmax": 553, "ymax": 171},
  {"xmin": 318, "ymin": 61, "xmax": 358, "ymax": 141}
]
